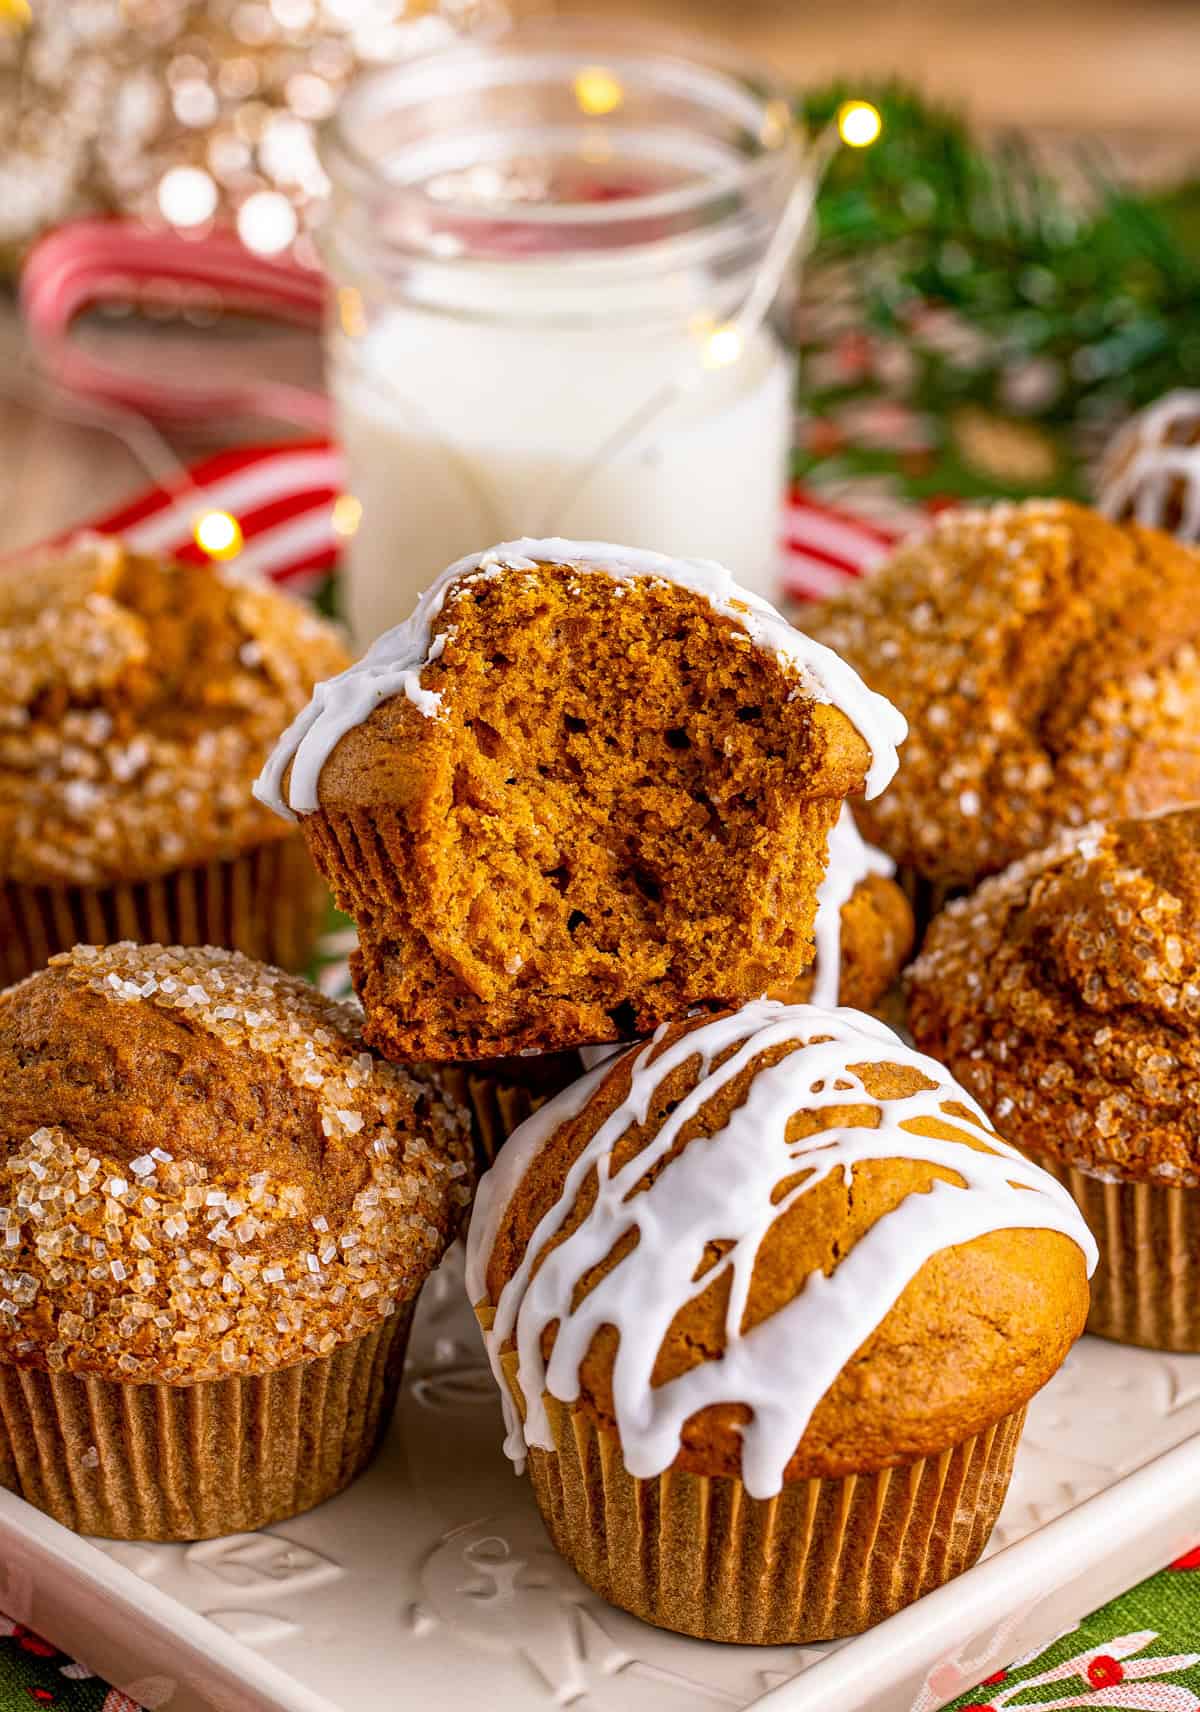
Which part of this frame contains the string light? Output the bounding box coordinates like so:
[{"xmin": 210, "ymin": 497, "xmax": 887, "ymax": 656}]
[
  {"xmin": 193, "ymin": 510, "xmax": 244, "ymax": 560},
  {"xmin": 701, "ymin": 324, "xmax": 744, "ymax": 370},
  {"xmin": 573, "ymin": 66, "xmax": 623, "ymax": 117},
  {"xmin": 331, "ymin": 493, "xmax": 363, "ymax": 537},
  {"xmin": 0, "ymin": 0, "xmax": 31, "ymax": 31},
  {"xmin": 837, "ymin": 100, "xmax": 883, "ymax": 149},
  {"xmin": 337, "ymin": 286, "xmax": 367, "ymax": 339},
  {"xmin": 236, "ymin": 188, "xmax": 299, "ymax": 255},
  {"xmin": 158, "ymin": 165, "xmax": 218, "ymax": 227}
]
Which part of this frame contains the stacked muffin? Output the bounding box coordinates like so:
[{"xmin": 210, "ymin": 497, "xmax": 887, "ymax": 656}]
[{"xmin": 255, "ymin": 533, "xmax": 1096, "ymax": 1643}]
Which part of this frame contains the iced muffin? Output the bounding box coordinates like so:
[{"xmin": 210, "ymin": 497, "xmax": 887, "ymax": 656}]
[
  {"xmin": 0, "ymin": 941, "xmax": 472, "ymax": 1539},
  {"xmin": 0, "ymin": 535, "xmax": 349, "ymax": 984},
  {"xmin": 1098, "ymin": 390, "xmax": 1200, "ymax": 542},
  {"xmin": 908, "ymin": 805, "xmax": 1200, "ymax": 1351},
  {"xmin": 466, "ymin": 1000, "xmax": 1093, "ymax": 1643},
  {"xmin": 806, "ymin": 502, "xmax": 1200, "ymax": 916},
  {"xmin": 258, "ymin": 537, "xmax": 905, "ymax": 1061}
]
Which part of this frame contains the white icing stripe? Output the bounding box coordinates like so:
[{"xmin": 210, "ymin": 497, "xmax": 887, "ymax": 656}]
[
  {"xmin": 465, "ymin": 1000, "xmax": 1097, "ymax": 1501},
  {"xmin": 808, "ymin": 805, "xmax": 894, "ymax": 1008},
  {"xmin": 254, "ymin": 536, "xmax": 906, "ymax": 819}
]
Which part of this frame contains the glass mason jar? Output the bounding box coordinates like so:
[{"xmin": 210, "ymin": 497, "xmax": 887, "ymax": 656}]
[{"xmin": 319, "ymin": 17, "xmax": 800, "ymax": 644}]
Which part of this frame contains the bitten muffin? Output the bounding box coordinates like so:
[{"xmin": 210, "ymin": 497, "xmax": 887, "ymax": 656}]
[
  {"xmin": 0, "ymin": 535, "xmax": 349, "ymax": 984},
  {"xmin": 0, "ymin": 941, "xmax": 472, "ymax": 1540},
  {"xmin": 466, "ymin": 1000, "xmax": 1093, "ymax": 1644},
  {"xmin": 1098, "ymin": 390, "xmax": 1200, "ymax": 541},
  {"xmin": 258, "ymin": 537, "xmax": 905, "ymax": 1061},
  {"xmin": 324, "ymin": 811, "xmax": 914, "ymax": 1165},
  {"xmin": 806, "ymin": 502, "xmax": 1200, "ymax": 912},
  {"xmin": 907, "ymin": 805, "xmax": 1200, "ymax": 1352}
]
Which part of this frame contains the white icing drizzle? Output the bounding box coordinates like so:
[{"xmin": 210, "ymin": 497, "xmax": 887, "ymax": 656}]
[
  {"xmin": 1099, "ymin": 390, "xmax": 1200, "ymax": 539},
  {"xmin": 465, "ymin": 1000, "xmax": 1097, "ymax": 1501},
  {"xmin": 254, "ymin": 537, "xmax": 906, "ymax": 819},
  {"xmin": 809, "ymin": 805, "xmax": 895, "ymax": 1008}
]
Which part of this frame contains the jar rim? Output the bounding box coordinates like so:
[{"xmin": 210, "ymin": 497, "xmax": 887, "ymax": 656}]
[{"xmin": 320, "ymin": 14, "xmax": 800, "ymax": 251}]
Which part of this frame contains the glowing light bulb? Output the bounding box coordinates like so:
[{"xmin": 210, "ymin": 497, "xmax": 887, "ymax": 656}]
[
  {"xmin": 331, "ymin": 493, "xmax": 363, "ymax": 537},
  {"xmin": 701, "ymin": 324, "xmax": 743, "ymax": 370},
  {"xmin": 237, "ymin": 189, "xmax": 298, "ymax": 255},
  {"xmin": 158, "ymin": 166, "xmax": 218, "ymax": 228},
  {"xmin": 837, "ymin": 100, "xmax": 883, "ymax": 149},
  {"xmin": 0, "ymin": 0, "xmax": 31, "ymax": 30},
  {"xmin": 194, "ymin": 510, "xmax": 244, "ymax": 560},
  {"xmin": 574, "ymin": 66, "xmax": 623, "ymax": 117},
  {"xmin": 337, "ymin": 286, "xmax": 367, "ymax": 339}
]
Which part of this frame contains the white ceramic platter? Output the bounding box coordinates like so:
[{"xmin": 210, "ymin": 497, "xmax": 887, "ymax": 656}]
[{"xmin": 7, "ymin": 1244, "xmax": 1200, "ymax": 1712}]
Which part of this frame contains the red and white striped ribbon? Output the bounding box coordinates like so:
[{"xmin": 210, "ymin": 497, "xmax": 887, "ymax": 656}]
[
  {"xmin": 89, "ymin": 441, "xmax": 345, "ymax": 595},
  {"xmin": 80, "ymin": 441, "xmax": 905, "ymax": 601}
]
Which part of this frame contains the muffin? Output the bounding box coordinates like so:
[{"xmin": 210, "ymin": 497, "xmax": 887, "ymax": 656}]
[
  {"xmin": 0, "ymin": 941, "xmax": 472, "ymax": 1540},
  {"xmin": 1098, "ymin": 390, "xmax": 1200, "ymax": 541},
  {"xmin": 768, "ymin": 804, "xmax": 913, "ymax": 1010},
  {"xmin": 908, "ymin": 805, "xmax": 1200, "ymax": 1352},
  {"xmin": 330, "ymin": 811, "xmax": 912, "ymax": 1166},
  {"xmin": 0, "ymin": 534, "xmax": 349, "ymax": 985},
  {"xmin": 257, "ymin": 537, "xmax": 906, "ymax": 1061},
  {"xmin": 466, "ymin": 1000, "xmax": 1094, "ymax": 1643},
  {"xmin": 805, "ymin": 501, "xmax": 1200, "ymax": 919}
]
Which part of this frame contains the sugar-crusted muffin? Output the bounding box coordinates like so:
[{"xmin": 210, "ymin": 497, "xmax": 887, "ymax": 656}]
[
  {"xmin": 0, "ymin": 535, "xmax": 349, "ymax": 984},
  {"xmin": 806, "ymin": 502, "xmax": 1200, "ymax": 907},
  {"xmin": 1098, "ymin": 390, "xmax": 1200, "ymax": 541},
  {"xmin": 258, "ymin": 537, "xmax": 905, "ymax": 1061},
  {"xmin": 0, "ymin": 941, "xmax": 472, "ymax": 1540},
  {"xmin": 907, "ymin": 805, "xmax": 1200, "ymax": 1352},
  {"xmin": 466, "ymin": 1000, "xmax": 1093, "ymax": 1644}
]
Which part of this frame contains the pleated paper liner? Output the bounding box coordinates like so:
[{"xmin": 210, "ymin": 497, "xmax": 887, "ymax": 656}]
[
  {"xmin": 438, "ymin": 1052, "xmax": 586, "ymax": 1166},
  {"xmin": 524, "ymin": 1390, "xmax": 1025, "ymax": 1645},
  {"xmin": 0, "ymin": 1303, "xmax": 412, "ymax": 1541},
  {"xmin": 1035, "ymin": 1157, "xmax": 1200, "ymax": 1352},
  {"xmin": 0, "ymin": 833, "xmax": 327, "ymax": 989}
]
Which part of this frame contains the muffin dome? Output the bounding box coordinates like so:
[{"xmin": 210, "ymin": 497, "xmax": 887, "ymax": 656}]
[
  {"xmin": 258, "ymin": 538, "xmax": 905, "ymax": 1060},
  {"xmin": 1098, "ymin": 390, "xmax": 1200, "ymax": 541},
  {"xmin": 0, "ymin": 942, "xmax": 472, "ymax": 1383},
  {"xmin": 908, "ymin": 807, "xmax": 1200, "ymax": 1185},
  {"xmin": 0, "ymin": 535, "xmax": 348, "ymax": 887},
  {"xmin": 468, "ymin": 1000, "xmax": 1094, "ymax": 1494},
  {"xmin": 807, "ymin": 501, "xmax": 1200, "ymax": 887}
]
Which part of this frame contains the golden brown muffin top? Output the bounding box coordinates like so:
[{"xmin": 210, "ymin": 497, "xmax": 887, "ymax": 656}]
[
  {"xmin": 807, "ymin": 501, "xmax": 1200, "ymax": 886},
  {"xmin": 259, "ymin": 538, "xmax": 907, "ymax": 819},
  {"xmin": 908, "ymin": 806, "xmax": 1200, "ymax": 1184},
  {"xmin": 0, "ymin": 942, "xmax": 472, "ymax": 1382},
  {"xmin": 468, "ymin": 1002, "xmax": 1092, "ymax": 1490},
  {"xmin": 0, "ymin": 535, "xmax": 349, "ymax": 886}
]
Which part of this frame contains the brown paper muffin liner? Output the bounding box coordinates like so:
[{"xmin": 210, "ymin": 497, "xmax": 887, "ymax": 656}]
[
  {"xmin": 1035, "ymin": 1158, "xmax": 1200, "ymax": 1351},
  {"xmin": 524, "ymin": 1393, "xmax": 1025, "ymax": 1644},
  {"xmin": 0, "ymin": 834, "xmax": 326, "ymax": 988},
  {"xmin": 0, "ymin": 1303, "xmax": 413, "ymax": 1541},
  {"xmin": 438, "ymin": 1054, "xmax": 585, "ymax": 1166}
]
